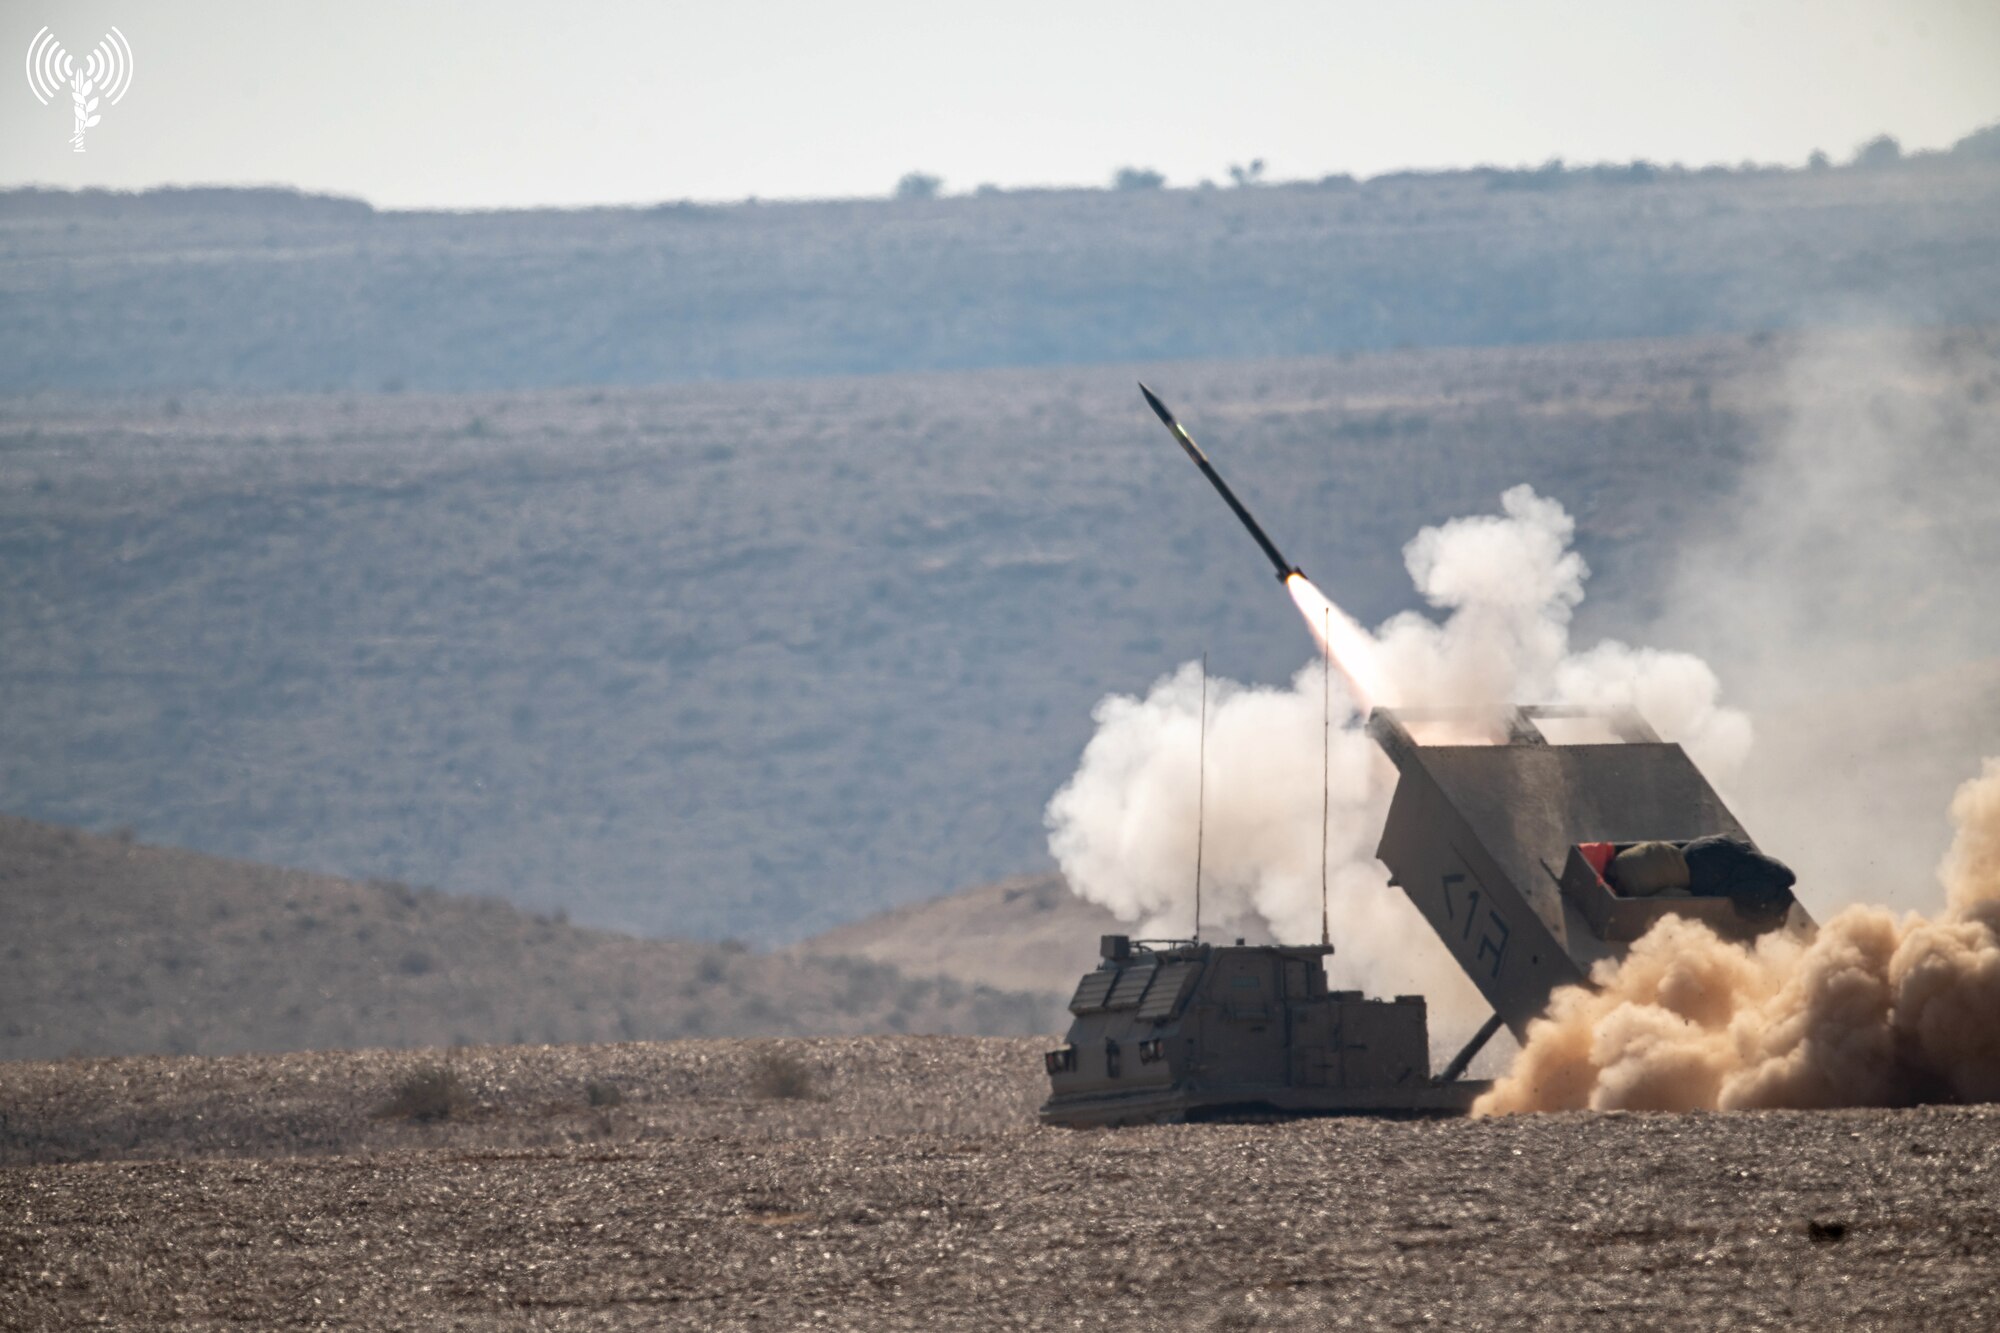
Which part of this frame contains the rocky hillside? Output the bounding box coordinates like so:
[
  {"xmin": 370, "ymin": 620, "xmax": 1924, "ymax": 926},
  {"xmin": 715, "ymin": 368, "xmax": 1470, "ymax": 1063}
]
[
  {"xmin": 0, "ymin": 815, "xmax": 1049, "ymax": 1062},
  {"xmin": 795, "ymin": 873, "xmax": 1118, "ymax": 996},
  {"xmin": 6, "ymin": 330, "xmax": 1998, "ymax": 942}
]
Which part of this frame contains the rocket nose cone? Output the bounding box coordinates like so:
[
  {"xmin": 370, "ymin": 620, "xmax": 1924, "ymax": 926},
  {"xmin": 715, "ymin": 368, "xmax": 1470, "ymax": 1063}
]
[{"xmin": 1137, "ymin": 382, "xmax": 1176, "ymax": 427}]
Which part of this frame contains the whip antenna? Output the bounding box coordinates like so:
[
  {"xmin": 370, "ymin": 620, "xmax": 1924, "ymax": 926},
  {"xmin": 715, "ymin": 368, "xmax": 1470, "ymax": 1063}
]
[
  {"xmin": 1321, "ymin": 610, "xmax": 1332, "ymax": 951},
  {"xmin": 1194, "ymin": 651, "xmax": 1207, "ymax": 944}
]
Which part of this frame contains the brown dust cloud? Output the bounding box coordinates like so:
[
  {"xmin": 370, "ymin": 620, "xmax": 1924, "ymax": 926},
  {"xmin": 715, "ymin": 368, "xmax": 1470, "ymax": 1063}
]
[{"xmin": 1476, "ymin": 758, "xmax": 2000, "ymax": 1113}]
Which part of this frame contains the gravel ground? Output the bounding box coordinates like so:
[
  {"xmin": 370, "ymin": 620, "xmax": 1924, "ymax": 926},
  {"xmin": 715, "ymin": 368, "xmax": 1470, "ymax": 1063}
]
[
  {"xmin": 4, "ymin": 1038, "xmax": 1998, "ymax": 1330},
  {"xmin": 0, "ymin": 1038, "xmax": 1049, "ymax": 1165}
]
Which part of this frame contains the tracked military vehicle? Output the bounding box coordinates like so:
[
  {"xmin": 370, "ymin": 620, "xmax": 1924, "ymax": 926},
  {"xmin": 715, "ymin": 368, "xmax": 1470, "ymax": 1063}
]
[
  {"xmin": 1040, "ymin": 704, "xmax": 1813, "ymax": 1127},
  {"xmin": 1040, "ymin": 935, "xmax": 1475, "ymax": 1126}
]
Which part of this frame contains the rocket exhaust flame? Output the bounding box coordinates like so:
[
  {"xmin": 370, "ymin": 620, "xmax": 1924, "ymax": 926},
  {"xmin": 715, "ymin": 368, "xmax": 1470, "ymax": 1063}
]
[
  {"xmin": 1285, "ymin": 572, "xmax": 1388, "ymax": 714},
  {"xmin": 1138, "ymin": 383, "xmax": 1387, "ymax": 709}
]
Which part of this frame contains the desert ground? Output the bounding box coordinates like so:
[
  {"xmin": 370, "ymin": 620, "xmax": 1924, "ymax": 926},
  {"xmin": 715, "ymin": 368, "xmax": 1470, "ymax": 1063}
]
[{"xmin": 4, "ymin": 1037, "xmax": 1996, "ymax": 1330}]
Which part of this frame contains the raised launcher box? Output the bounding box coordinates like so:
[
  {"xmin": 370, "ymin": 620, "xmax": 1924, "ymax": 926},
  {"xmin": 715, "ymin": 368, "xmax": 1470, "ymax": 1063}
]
[{"xmin": 1368, "ymin": 705, "xmax": 1815, "ymax": 1041}]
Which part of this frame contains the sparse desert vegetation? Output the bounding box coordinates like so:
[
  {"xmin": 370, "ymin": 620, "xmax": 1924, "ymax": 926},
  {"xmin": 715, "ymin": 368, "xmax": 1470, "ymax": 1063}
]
[
  {"xmin": 0, "ymin": 1037, "xmax": 1048, "ymax": 1165},
  {"xmin": 373, "ymin": 1063, "xmax": 470, "ymax": 1123},
  {"xmin": 749, "ymin": 1050, "xmax": 819, "ymax": 1101}
]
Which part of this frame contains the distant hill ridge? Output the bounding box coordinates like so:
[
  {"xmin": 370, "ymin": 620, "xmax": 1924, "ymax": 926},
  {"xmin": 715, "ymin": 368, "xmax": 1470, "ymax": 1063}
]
[
  {"xmin": 0, "ymin": 814, "xmax": 1053, "ymax": 1062},
  {"xmin": 3, "ymin": 155, "xmax": 1996, "ymax": 392},
  {"xmin": 0, "ymin": 185, "xmax": 375, "ymax": 220},
  {"xmin": 795, "ymin": 873, "xmax": 1118, "ymax": 996}
]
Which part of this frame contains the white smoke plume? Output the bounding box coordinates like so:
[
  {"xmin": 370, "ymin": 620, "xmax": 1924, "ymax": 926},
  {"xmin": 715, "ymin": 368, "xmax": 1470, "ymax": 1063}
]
[
  {"xmin": 1476, "ymin": 757, "xmax": 2000, "ymax": 1114},
  {"xmin": 1046, "ymin": 484, "xmax": 1746, "ymax": 1041},
  {"xmin": 1656, "ymin": 328, "xmax": 2000, "ymax": 915}
]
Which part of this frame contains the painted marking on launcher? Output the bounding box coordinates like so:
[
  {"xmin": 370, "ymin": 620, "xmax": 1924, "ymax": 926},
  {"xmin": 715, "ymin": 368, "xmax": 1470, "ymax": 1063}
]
[
  {"xmin": 22, "ymin": 24, "xmax": 133, "ymax": 152},
  {"xmin": 1442, "ymin": 871, "xmax": 1511, "ymax": 979}
]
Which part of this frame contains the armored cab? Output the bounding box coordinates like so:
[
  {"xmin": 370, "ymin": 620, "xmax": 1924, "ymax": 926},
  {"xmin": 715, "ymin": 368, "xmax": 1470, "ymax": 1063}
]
[
  {"xmin": 1038, "ymin": 934, "xmax": 1482, "ymax": 1127},
  {"xmin": 1368, "ymin": 705, "xmax": 1814, "ymax": 1041}
]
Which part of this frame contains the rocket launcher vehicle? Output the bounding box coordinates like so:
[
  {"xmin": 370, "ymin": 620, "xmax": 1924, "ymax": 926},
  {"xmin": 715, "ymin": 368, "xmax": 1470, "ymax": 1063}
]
[
  {"xmin": 1040, "ymin": 393, "xmax": 1814, "ymax": 1126},
  {"xmin": 1041, "ymin": 705, "xmax": 1814, "ymax": 1127}
]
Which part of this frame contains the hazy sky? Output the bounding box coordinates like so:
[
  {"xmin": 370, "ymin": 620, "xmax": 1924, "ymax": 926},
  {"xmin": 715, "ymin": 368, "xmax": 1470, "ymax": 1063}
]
[{"xmin": 3, "ymin": 0, "xmax": 1996, "ymax": 209}]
